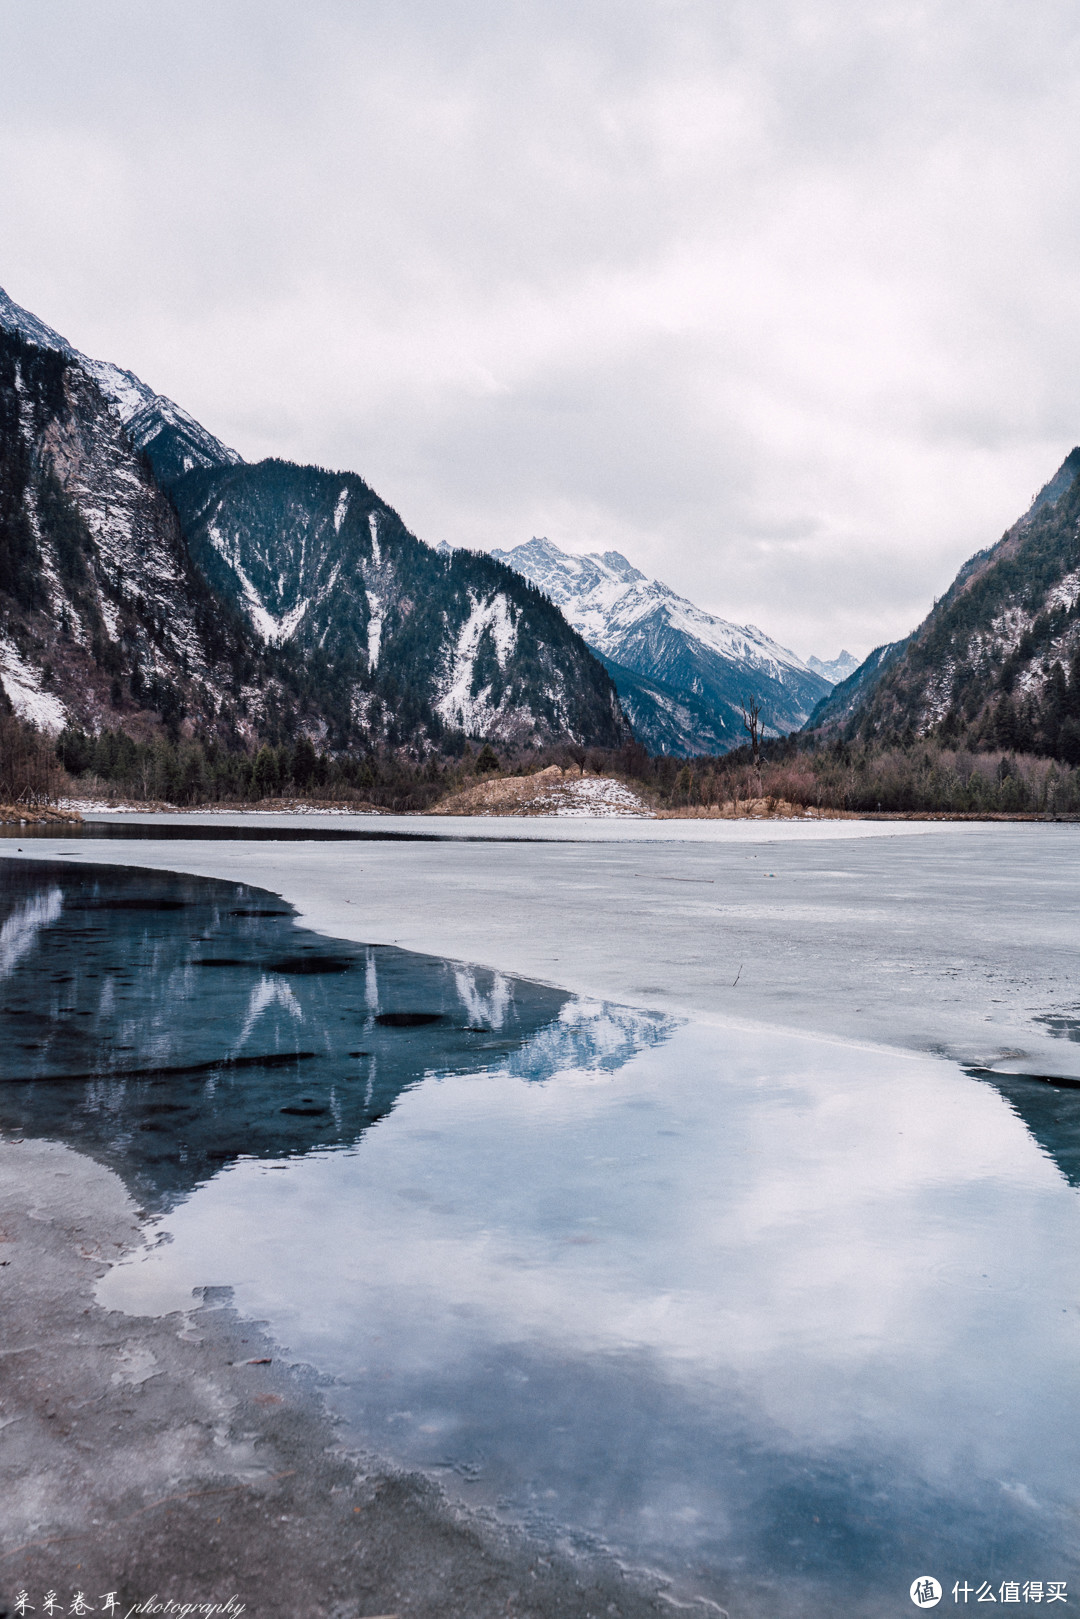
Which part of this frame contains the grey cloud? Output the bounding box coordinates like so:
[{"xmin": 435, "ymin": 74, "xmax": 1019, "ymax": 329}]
[{"xmin": 3, "ymin": 0, "xmax": 1080, "ymax": 658}]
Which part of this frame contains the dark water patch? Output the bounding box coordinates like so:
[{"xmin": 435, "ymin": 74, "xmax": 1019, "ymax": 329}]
[
  {"xmin": 969, "ymin": 1066, "xmax": 1080, "ymax": 1187},
  {"xmin": 376, "ymin": 1011, "xmax": 444, "ymax": 1027},
  {"xmin": 84, "ymin": 896, "xmax": 193, "ymax": 911},
  {"xmin": 3, "ymin": 1051, "xmax": 319, "ymax": 1084},
  {"xmin": 968, "ymin": 1064, "xmax": 1080, "ymax": 1089},
  {"xmin": 1, "ymin": 820, "xmax": 557, "ymax": 845},
  {"xmin": 1036, "ymin": 1012, "xmax": 1080, "ymax": 1044},
  {"xmin": 1, "ymin": 822, "xmax": 444, "ymax": 843},
  {"xmin": 265, "ymin": 954, "xmax": 353, "ymax": 974},
  {"xmin": 0, "ymin": 859, "xmax": 669, "ymax": 1212}
]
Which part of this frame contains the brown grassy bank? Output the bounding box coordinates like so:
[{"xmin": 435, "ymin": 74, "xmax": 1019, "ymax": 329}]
[{"xmin": 0, "ymin": 803, "xmax": 82, "ymax": 825}]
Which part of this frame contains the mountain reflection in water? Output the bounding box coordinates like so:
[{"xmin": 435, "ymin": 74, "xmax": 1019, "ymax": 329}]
[{"xmin": 0, "ymin": 860, "xmax": 672, "ymax": 1209}]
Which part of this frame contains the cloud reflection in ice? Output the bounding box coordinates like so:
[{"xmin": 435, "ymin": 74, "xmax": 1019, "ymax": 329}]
[{"xmin": 100, "ymin": 1019, "xmax": 1080, "ymax": 1604}]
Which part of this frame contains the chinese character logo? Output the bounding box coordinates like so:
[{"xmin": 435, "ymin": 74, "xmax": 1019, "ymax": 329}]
[{"xmin": 912, "ymin": 1576, "xmax": 944, "ymax": 1607}]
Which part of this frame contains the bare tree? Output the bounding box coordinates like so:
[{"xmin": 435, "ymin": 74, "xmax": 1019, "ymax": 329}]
[
  {"xmin": 0, "ymin": 712, "xmax": 66, "ymax": 805},
  {"xmin": 740, "ymin": 695, "xmax": 763, "ymax": 766}
]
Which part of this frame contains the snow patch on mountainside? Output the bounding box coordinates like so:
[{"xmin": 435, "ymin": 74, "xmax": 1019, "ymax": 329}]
[
  {"xmin": 334, "ymin": 489, "xmax": 350, "ymax": 534},
  {"xmin": 489, "ymin": 594, "xmax": 519, "ymax": 662},
  {"xmin": 366, "ymin": 592, "xmax": 384, "ymax": 668},
  {"xmin": 435, "ymin": 593, "xmax": 519, "ymax": 731},
  {"xmin": 974, "ymin": 569, "xmax": 1080, "ymax": 687},
  {"xmin": 207, "ymin": 523, "xmax": 309, "ymax": 645},
  {"xmin": 82, "ymin": 358, "xmax": 149, "ymax": 421},
  {"xmin": 1046, "ymin": 568, "xmax": 1080, "ymax": 612},
  {"xmin": 0, "ymin": 637, "xmax": 68, "ymax": 732},
  {"xmin": 369, "ymin": 512, "xmax": 381, "ymax": 567},
  {"xmin": 551, "ymin": 777, "xmax": 649, "ymax": 817}
]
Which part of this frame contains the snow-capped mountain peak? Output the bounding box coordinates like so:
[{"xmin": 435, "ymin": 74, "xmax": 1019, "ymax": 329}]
[
  {"xmin": 807, "ymin": 650, "xmax": 860, "ymax": 685},
  {"xmin": 492, "ymin": 536, "xmax": 831, "ymax": 755},
  {"xmin": 493, "ymin": 537, "xmax": 646, "ymax": 602},
  {"xmin": 493, "ymin": 537, "xmax": 820, "ymax": 680},
  {"xmin": 0, "ymin": 285, "xmax": 241, "ymax": 483},
  {"xmin": 0, "ymin": 301, "xmax": 630, "ymax": 755}
]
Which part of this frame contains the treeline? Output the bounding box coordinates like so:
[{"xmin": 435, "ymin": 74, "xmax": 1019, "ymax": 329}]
[
  {"xmin": 48, "ymin": 726, "xmax": 651, "ymax": 813},
  {"xmin": 0, "ymin": 707, "xmax": 68, "ymax": 803},
  {"xmin": 54, "ymin": 727, "xmax": 458, "ymax": 813},
  {"xmin": 4, "ymin": 703, "xmax": 1080, "ymax": 817},
  {"xmin": 650, "ymin": 736, "xmax": 1080, "ymax": 816}
]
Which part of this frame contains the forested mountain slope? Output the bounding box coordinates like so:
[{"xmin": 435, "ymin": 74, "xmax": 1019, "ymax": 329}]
[
  {"xmin": 172, "ymin": 461, "xmax": 630, "ymax": 750},
  {"xmin": 0, "ymin": 325, "xmax": 260, "ymax": 745},
  {"xmin": 0, "ymin": 288, "xmax": 630, "ymax": 757},
  {"xmin": 805, "ymin": 451, "xmax": 1080, "ymax": 763}
]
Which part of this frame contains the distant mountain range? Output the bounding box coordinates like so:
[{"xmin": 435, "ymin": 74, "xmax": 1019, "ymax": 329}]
[
  {"xmin": 490, "ymin": 537, "xmax": 833, "ymax": 755},
  {"xmin": 807, "ymin": 650, "xmax": 860, "ymax": 684},
  {"xmin": 807, "ymin": 452, "xmax": 1080, "ymax": 764},
  {"xmin": 1, "ymin": 282, "xmax": 927, "ymax": 770},
  {"xmin": 0, "ymin": 287, "xmax": 628, "ymax": 754}
]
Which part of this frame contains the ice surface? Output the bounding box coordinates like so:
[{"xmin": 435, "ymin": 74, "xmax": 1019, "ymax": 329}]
[{"xmin": 5, "ymin": 819, "xmax": 1077, "ymax": 1078}]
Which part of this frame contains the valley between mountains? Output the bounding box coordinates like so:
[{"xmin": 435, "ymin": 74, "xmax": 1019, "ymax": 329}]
[
  {"xmin": 2, "ymin": 281, "xmax": 1080, "ymax": 818},
  {"xmin": 0, "ymin": 285, "xmax": 847, "ymax": 773}
]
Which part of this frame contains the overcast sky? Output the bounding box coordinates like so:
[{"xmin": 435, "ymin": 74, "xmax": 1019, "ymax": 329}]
[{"xmin": 3, "ymin": 0, "xmax": 1080, "ymax": 660}]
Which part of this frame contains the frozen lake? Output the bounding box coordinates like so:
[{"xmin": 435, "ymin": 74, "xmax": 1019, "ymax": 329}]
[{"xmin": 2, "ymin": 822, "xmax": 1079, "ymax": 1615}]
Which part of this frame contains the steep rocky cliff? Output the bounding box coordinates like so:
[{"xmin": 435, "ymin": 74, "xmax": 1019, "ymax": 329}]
[
  {"xmin": 806, "ymin": 452, "xmax": 1080, "ymax": 762},
  {"xmin": 0, "ymin": 326, "xmax": 259, "ymax": 745}
]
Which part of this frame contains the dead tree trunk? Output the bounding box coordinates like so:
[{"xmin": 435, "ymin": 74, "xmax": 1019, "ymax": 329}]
[{"xmin": 740, "ymin": 696, "xmax": 763, "ymax": 766}]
